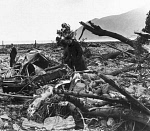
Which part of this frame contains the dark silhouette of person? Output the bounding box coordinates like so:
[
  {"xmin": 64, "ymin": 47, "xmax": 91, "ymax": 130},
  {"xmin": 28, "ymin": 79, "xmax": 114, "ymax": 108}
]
[
  {"xmin": 62, "ymin": 37, "xmax": 87, "ymax": 71},
  {"xmin": 10, "ymin": 44, "xmax": 17, "ymax": 67}
]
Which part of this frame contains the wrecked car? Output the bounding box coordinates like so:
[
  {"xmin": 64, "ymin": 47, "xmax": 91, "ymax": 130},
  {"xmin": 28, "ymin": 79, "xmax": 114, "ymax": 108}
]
[{"xmin": 1, "ymin": 50, "xmax": 68, "ymax": 95}]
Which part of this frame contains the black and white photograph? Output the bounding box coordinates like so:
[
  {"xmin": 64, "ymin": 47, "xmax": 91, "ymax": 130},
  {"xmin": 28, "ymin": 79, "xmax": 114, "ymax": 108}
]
[{"xmin": 0, "ymin": 0, "xmax": 150, "ymax": 130}]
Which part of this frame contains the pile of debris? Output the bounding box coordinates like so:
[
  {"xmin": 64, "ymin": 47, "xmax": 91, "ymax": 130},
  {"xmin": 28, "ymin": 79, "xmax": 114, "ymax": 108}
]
[
  {"xmin": 0, "ymin": 45, "xmax": 149, "ymax": 131},
  {"xmin": 1, "ymin": 11, "xmax": 150, "ymax": 130}
]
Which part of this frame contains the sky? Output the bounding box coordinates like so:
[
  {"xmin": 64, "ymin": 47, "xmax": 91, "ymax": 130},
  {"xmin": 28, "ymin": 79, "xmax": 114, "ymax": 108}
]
[{"xmin": 0, "ymin": 0, "xmax": 150, "ymax": 44}]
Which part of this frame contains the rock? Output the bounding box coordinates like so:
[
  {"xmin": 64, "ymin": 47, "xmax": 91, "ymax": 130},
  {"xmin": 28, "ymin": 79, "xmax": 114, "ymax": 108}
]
[
  {"xmin": 73, "ymin": 82, "xmax": 85, "ymax": 93},
  {"xmin": 13, "ymin": 123, "xmax": 22, "ymax": 131},
  {"xmin": 100, "ymin": 119, "xmax": 107, "ymax": 127},
  {"xmin": 93, "ymin": 88, "xmax": 102, "ymax": 95},
  {"xmin": 125, "ymin": 86, "xmax": 135, "ymax": 94},
  {"xmin": 107, "ymin": 117, "xmax": 115, "ymax": 127}
]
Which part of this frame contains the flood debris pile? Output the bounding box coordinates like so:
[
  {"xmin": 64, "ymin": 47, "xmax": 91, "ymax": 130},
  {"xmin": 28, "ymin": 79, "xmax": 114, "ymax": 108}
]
[
  {"xmin": 0, "ymin": 11, "xmax": 150, "ymax": 131},
  {"xmin": 0, "ymin": 47, "xmax": 150, "ymax": 131}
]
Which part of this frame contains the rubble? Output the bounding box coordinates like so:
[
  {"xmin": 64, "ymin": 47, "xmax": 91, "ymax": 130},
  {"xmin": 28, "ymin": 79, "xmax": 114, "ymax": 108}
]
[
  {"xmin": 0, "ymin": 12, "xmax": 150, "ymax": 130},
  {"xmin": 0, "ymin": 46, "xmax": 150, "ymax": 131}
]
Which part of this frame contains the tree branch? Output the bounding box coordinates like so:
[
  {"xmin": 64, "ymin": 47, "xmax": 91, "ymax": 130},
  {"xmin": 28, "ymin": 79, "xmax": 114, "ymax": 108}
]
[
  {"xmin": 99, "ymin": 74, "xmax": 150, "ymax": 115},
  {"xmin": 79, "ymin": 21, "xmax": 134, "ymax": 48}
]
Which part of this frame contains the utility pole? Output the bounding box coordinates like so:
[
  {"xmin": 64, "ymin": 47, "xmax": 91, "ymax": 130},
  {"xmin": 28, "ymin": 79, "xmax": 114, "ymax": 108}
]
[
  {"xmin": 34, "ymin": 40, "xmax": 37, "ymax": 48},
  {"xmin": 2, "ymin": 41, "xmax": 4, "ymax": 53}
]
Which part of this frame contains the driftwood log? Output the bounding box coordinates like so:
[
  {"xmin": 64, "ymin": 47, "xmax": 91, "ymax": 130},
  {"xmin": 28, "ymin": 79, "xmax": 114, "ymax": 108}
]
[
  {"xmin": 99, "ymin": 74, "xmax": 150, "ymax": 115},
  {"xmin": 87, "ymin": 107, "xmax": 150, "ymax": 127}
]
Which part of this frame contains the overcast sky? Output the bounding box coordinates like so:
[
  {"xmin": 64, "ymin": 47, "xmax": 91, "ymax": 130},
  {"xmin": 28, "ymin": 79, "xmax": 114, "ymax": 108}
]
[{"xmin": 0, "ymin": 0, "xmax": 150, "ymax": 43}]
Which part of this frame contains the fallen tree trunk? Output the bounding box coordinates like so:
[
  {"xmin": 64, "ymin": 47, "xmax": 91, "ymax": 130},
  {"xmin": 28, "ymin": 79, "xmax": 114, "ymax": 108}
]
[
  {"xmin": 54, "ymin": 89, "xmax": 129, "ymax": 106},
  {"xmin": 107, "ymin": 64, "xmax": 150, "ymax": 76},
  {"xmin": 107, "ymin": 63, "xmax": 136, "ymax": 76},
  {"xmin": 79, "ymin": 21, "xmax": 134, "ymax": 48},
  {"xmin": 27, "ymin": 88, "xmax": 150, "ymax": 128},
  {"xmin": 99, "ymin": 74, "xmax": 150, "ymax": 115},
  {"xmin": 91, "ymin": 50, "xmax": 134, "ymax": 61},
  {"xmin": 105, "ymin": 44, "xmax": 135, "ymax": 57},
  {"xmin": 102, "ymin": 51, "xmax": 125, "ymax": 60},
  {"xmin": 26, "ymin": 84, "xmax": 150, "ymax": 128},
  {"xmin": 79, "ymin": 21, "xmax": 148, "ymax": 53},
  {"xmin": 86, "ymin": 107, "xmax": 150, "ymax": 128}
]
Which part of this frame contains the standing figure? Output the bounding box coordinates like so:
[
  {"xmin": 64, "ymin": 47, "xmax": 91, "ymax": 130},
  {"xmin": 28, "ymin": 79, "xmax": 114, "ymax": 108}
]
[
  {"xmin": 56, "ymin": 23, "xmax": 87, "ymax": 71},
  {"xmin": 10, "ymin": 44, "xmax": 17, "ymax": 67},
  {"xmin": 62, "ymin": 37, "xmax": 87, "ymax": 71}
]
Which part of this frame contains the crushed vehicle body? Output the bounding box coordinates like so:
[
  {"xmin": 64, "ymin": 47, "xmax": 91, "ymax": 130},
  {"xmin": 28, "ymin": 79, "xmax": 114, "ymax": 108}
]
[{"xmin": 1, "ymin": 50, "xmax": 68, "ymax": 95}]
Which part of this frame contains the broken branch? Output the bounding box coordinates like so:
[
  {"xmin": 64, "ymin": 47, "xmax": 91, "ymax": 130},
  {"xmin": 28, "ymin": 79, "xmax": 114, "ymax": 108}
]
[
  {"xmin": 79, "ymin": 21, "xmax": 134, "ymax": 48},
  {"xmin": 99, "ymin": 74, "xmax": 150, "ymax": 115}
]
